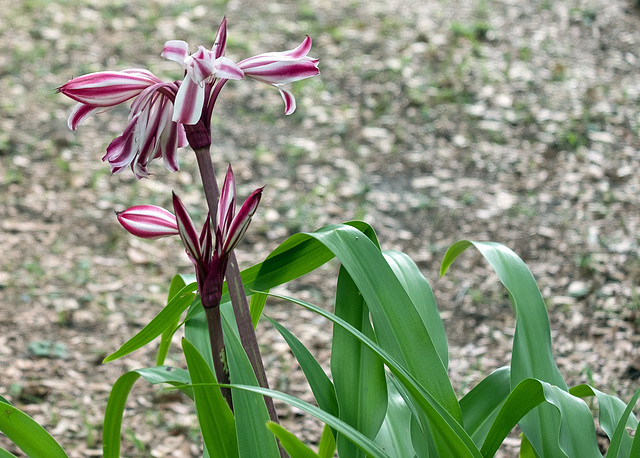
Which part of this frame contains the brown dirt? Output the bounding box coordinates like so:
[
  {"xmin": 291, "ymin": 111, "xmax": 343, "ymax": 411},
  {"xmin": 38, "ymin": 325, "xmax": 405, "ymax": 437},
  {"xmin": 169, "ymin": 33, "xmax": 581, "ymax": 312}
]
[{"xmin": 1, "ymin": 0, "xmax": 640, "ymax": 456}]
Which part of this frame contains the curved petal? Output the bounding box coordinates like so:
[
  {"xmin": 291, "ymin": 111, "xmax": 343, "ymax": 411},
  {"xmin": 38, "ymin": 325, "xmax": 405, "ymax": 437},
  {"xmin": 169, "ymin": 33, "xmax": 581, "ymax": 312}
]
[
  {"xmin": 213, "ymin": 56, "xmax": 244, "ymax": 80},
  {"xmin": 172, "ymin": 192, "xmax": 202, "ymax": 263},
  {"xmin": 67, "ymin": 103, "xmax": 110, "ymax": 130},
  {"xmin": 162, "ymin": 40, "xmax": 189, "ymax": 65},
  {"xmin": 279, "ymin": 87, "xmax": 297, "ymax": 115},
  {"xmin": 172, "ymin": 77, "xmax": 204, "ymax": 125},
  {"xmin": 238, "ymin": 36, "xmax": 314, "ymax": 68},
  {"xmin": 58, "ymin": 70, "xmax": 160, "ymax": 106},
  {"xmin": 242, "ymin": 59, "xmax": 319, "ymax": 85}
]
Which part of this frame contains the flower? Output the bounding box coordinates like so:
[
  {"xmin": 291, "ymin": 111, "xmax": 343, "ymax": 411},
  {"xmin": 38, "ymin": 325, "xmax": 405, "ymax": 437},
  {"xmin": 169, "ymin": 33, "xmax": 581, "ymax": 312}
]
[
  {"xmin": 116, "ymin": 165, "xmax": 263, "ymax": 308},
  {"xmin": 58, "ymin": 69, "xmax": 187, "ymax": 178},
  {"xmin": 162, "ymin": 18, "xmax": 243, "ymax": 125},
  {"xmin": 238, "ymin": 35, "xmax": 320, "ymax": 115}
]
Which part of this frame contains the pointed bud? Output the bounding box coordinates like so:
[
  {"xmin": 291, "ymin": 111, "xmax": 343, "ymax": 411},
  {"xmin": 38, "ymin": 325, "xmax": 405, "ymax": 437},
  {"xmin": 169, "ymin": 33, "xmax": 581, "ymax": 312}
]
[
  {"xmin": 116, "ymin": 205, "xmax": 179, "ymax": 239},
  {"xmin": 222, "ymin": 186, "xmax": 263, "ymax": 254},
  {"xmin": 172, "ymin": 192, "xmax": 202, "ymax": 263}
]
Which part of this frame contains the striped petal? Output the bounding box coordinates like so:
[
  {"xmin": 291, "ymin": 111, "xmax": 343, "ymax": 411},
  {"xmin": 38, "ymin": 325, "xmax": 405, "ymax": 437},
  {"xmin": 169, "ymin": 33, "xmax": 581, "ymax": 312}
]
[
  {"xmin": 279, "ymin": 88, "xmax": 296, "ymax": 115},
  {"xmin": 161, "ymin": 40, "xmax": 189, "ymax": 65},
  {"xmin": 172, "ymin": 76, "xmax": 205, "ymax": 124},
  {"xmin": 212, "ymin": 17, "xmax": 228, "ymax": 59},
  {"xmin": 217, "ymin": 164, "xmax": 236, "ymax": 239},
  {"xmin": 57, "ymin": 69, "xmax": 160, "ymax": 107},
  {"xmin": 222, "ymin": 187, "xmax": 263, "ymax": 254},
  {"xmin": 172, "ymin": 192, "xmax": 202, "ymax": 263},
  {"xmin": 116, "ymin": 205, "xmax": 178, "ymax": 239}
]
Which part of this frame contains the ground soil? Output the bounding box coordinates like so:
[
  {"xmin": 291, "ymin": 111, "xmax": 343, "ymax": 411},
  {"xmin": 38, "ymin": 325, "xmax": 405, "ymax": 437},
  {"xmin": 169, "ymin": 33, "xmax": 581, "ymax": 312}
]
[{"xmin": 1, "ymin": 0, "xmax": 640, "ymax": 456}]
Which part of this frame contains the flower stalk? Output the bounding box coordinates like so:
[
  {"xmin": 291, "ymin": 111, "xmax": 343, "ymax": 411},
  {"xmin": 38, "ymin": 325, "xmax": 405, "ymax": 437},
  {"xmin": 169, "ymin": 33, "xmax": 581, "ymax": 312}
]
[{"xmin": 193, "ymin": 146, "xmax": 279, "ymax": 425}]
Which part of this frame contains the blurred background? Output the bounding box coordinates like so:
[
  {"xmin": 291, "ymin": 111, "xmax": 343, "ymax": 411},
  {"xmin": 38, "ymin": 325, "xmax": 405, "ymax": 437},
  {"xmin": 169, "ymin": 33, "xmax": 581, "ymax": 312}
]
[{"xmin": 1, "ymin": 0, "xmax": 640, "ymax": 455}]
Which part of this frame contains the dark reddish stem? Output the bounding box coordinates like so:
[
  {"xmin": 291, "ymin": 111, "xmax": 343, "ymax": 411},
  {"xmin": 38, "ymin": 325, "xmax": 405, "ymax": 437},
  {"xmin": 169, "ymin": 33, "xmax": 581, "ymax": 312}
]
[{"xmin": 205, "ymin": 306, "xmax": 233, "ymax": 409}]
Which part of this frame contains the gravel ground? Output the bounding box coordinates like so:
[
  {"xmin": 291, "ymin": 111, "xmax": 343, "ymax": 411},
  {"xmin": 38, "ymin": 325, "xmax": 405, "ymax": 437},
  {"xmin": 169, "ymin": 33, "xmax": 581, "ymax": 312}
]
[{"xmin": 1, "ymin": 0, "xmax": 640, "ymax": 456}]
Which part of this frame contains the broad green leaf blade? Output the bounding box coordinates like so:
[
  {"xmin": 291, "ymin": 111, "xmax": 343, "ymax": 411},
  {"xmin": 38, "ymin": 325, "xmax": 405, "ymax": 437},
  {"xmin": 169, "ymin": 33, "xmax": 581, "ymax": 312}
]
[
  {"xmin": 603, "ymin": 385, "xmax": 640, "ymax": 458},
  {"xmin": 318, "ymin": 424, "xmax": 337, "ymax": 458},
  {"xmin": 332, "ymin": 265, "xmax": 388, "ymax": 458},
  {"xmin": 266, "ymin": 316, "xmax": 339, "ymax": 418},
  {"xmin": 383, "ymin": 250, "xmax": 448, "ymax": 368},
  {"xmin": 374, "ymin": 373, "xmax": 417, "ymax": 458},
  {"xmin": 0, "ymin": 401, "xmax": 67, "ymax": 458},
  {"xmin": 459, "ymin": 366, "xmax": 510, "ymax": 446},
  {"xmin": 185, "ymin": 306, "xmax": 215, "ymax": 372},
  {"xmin": 442, "ymin": 241, "xmax": 567, "ymax": 456},
  {"xmin": 157, "ymin": 274, "xmax": 196, "ymax": 365},
  {"xmin": 182, "ymin": 338, "xmax": 238, "ymax": 458},
  {"xmin": 102, "ymin": 366, "xmax": 194, "ymax": 457},
  {"xmin": 480, "ymin": 378, "xmax": 600, "ymax": 458},
  {"xmin": 266, "ymin": 422, "xmax": 321, "ymax": 458},
  {"xmin": 266, "ymin": 292, "xmax": 481, "ymax": 457},
  {"xmin": 571, "ymin": 384, "xmax": 638, "ymax": 456},
  {"xmin": 103, "ymin": 282, "xmax": 197, "ymax": 363},
  {"xmin": 222, "ymin": 316, "xmax": 279, "ymax": 458},
  {"xmin": 218, "ymin": 383, "xmax": 389, "ymax": 458},
  {"xmin": 310, "ymin": 225, "xmax": 460, "ymax": 422}
]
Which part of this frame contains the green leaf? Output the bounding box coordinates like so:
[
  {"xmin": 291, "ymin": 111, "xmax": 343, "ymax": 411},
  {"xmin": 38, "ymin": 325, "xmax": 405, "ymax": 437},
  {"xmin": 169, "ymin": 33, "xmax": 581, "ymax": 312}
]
[
  {"xmin": 383, "ymin": 250, "xmax": 448, "ymax": 368},
  {"xmin": 480, "ymin": 378, "xmax": 600, "ymax": 457},
  {"xmin": 0, "ymin": 447, "xmax": 18, "ymax": 458},
  {"xmin": 182, "ymin": 338, "xmax": 238, "ymax": 458},
  {"xmin": 103, "ymin": 281, "xmax": 197, "ymax": 363},
  {"xmin": 266, "ymin": 292, "xmax": 481, "ymax": 457},
  {"xmin": 218, "ymin": 383, "xmax": 389, "ymax": 458},
  {"xmin": 332, "ymin": 265, "xmax": 387, "ymax": 458},
  {"xmin": 604, "ymin": 385, "xmax": 640, "ymax": 458},
  {"xmin": 571, "ymin": 384, "xmax": 639, "ymax": 456},
  {"xmin": 249, "ymin": 290, "xmax": 269, "ymax": 328},
  {"xmin": 102, "ymin": 366, "xmax": 194, "ymax": 457},
  {"xmin": 222, "ymin": 316, "xmax": 279, "ymax": 458},
  {"xmin": 374, "ymin": 373, "xmax": 417, "ymax": 458},
  {"xmin": 157, "ymin": 274, "xmax": 196, "ymax": 365},
  {"xmin": 310, "ymin": 225, "xmax": 460, "ymax": 422},
  {"xmin": 102, "ymin": 372, "xmax": 140, "ymax": 458},
  {"xmin": 185, "ymin": 306, "xmax": 215, "ymax": 372},
  {"xmin": 459, "ymin": 366, "xmax": 511, "ymax": 446},
  {"xmin": 266, "ymin": 316, "xmax": 339, "ymax": 418},
  {"xmin": 519, "ymin": 433, "xmax": 538, "ymax": 458},
  {"xmin": 0, "ymin": 401, "xmax": 67, "ymax": 458},
  {"xmin": 318, "ymin": 424, "xmax": 337, "ymax": 458},
  {"xmin": 442, "ymin": 241, "xmax": 568, "ymax": 456},
  {"xmin": 266, "ymin": 422, "xmax": 321, "ymax": 457}
]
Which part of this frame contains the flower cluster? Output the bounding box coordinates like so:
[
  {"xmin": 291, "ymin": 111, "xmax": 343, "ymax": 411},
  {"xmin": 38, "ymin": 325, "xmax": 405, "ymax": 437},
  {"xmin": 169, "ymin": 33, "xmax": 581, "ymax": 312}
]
[
  {"xmin": 58, "ymin": 17, "xmax": 319, "ymax": 178},
  {"xmin": 117, "ymin": 165, "xmax": 263, "ymax": 308}
]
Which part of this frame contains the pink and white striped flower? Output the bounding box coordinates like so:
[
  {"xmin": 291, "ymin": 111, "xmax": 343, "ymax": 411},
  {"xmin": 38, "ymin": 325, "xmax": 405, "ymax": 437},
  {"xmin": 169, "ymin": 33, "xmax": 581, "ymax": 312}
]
[
  {"xmin": 238, "ymin": 36, "xmax": 320, "ymax": 115},
  {"xmin": 117, "ymin": 165, "xmax": 263, "ymax": 308},
  {"xmin": 162, "ymin": 18, "xmax": 243, "ymax": 125},
  {"xmin": 58, "ymin": 69, "xmax": 187, "ymax": 178}
]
